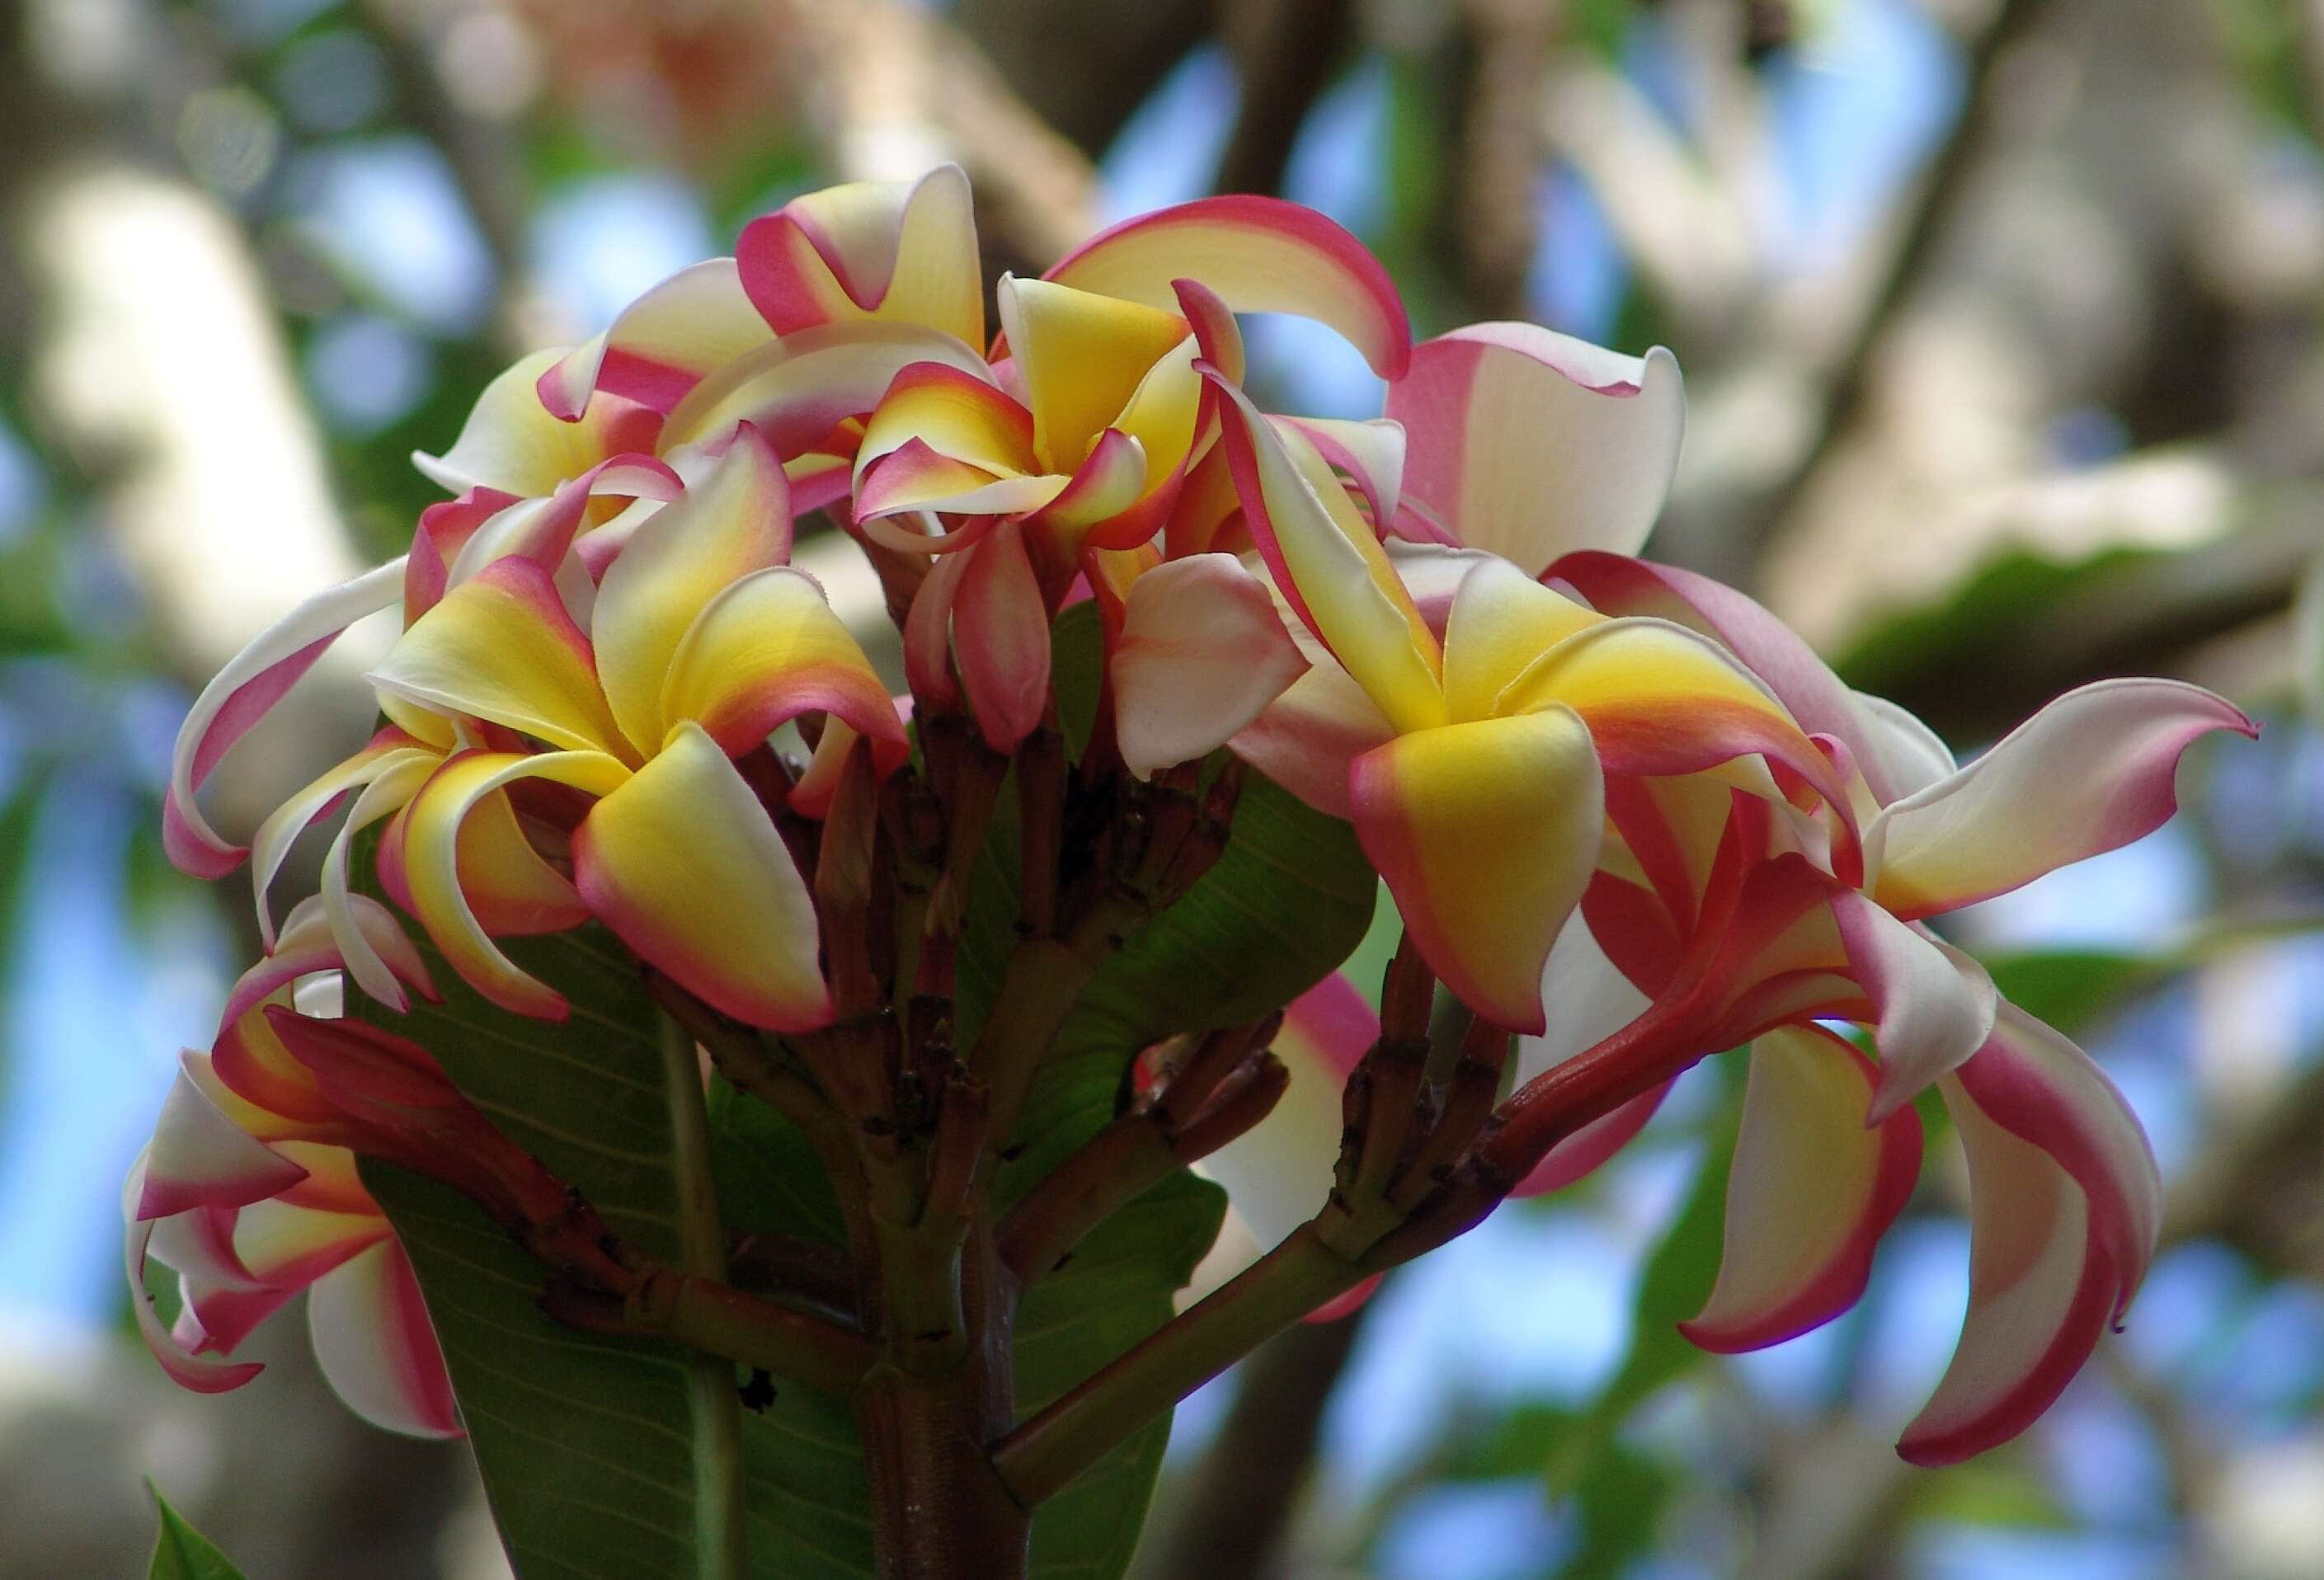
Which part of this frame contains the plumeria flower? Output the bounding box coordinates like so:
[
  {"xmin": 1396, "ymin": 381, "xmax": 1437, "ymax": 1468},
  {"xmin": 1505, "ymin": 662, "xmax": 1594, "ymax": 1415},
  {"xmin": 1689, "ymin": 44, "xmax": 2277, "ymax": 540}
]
[
  {"xmin": 1112, "ymin": 365, "xmax": 1856, "ymax": 1037},
  {"xmin": 127, "ymin": 896, "xmax": 459, "ymax": 1437}
]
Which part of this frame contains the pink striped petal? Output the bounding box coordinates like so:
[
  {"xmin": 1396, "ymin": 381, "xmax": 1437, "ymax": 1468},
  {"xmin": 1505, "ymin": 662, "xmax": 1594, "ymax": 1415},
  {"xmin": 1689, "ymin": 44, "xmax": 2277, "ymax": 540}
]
[
  {"xmin": 1386, "ymin": 326, "xmax": 1681, "ymax": 573},
  {"xmin": 308, "ymin": 1239, "xmax": 463, "ymax": 1439},
  {"xmin": 1352, "ymin": 708, "xmax": 1604, "ymax": 1033},
  {"xmin": 218, "ymin": 891, "xmax": 437, "ymax": 1032},
  {"xmin": 1830, "ymin": 895, "xmax": 1998, "ymax": 1120},
  {"xmin": 538, "ymin": 258, "xmax": 773, "ymax": 421},
  {"xmin": 137, "ymin": 1061, "xmax": 311, "ymax": 1220},
  {"xmin": 1681, "ymin": 1024, "xmax": 1922, "ymax": 1352},
  {"xmin": 737, "ymin": 164, "xmax": 985, "ymax": 347},
  {"xmin": 1113, "ymin": 553, "xmax": 1308, "ymax": 778},
  {"xmin": 1869, "ymin": 679, "xmax": 2259, "ymax": 920},
  {"xmin": 406, "ymin": 487, "xmax": 518, "ymax": 626},
  {"xmin": 1228, "ymin": 628, "xmax": 1395, "ymax": 821},
  {"xmin": 1045, "ymin": 195, "xmax": 1412, "ymax": 379},
  {"xmin": 125, "ymin": 1202, "xmax": 263, "ymax": 1394},
  {"xmin": 1281, "ymin": 416, "xmax": 1406, "ymax": 538},
  {"xmin": 1899, "ymin": 1004, "xmax": 2158, "ymax": 1465},
  {"xmin": 247, "ymin": 731, "xmax": 426, "ymax": 947},
  {"xmin": 953, "ymin": 524, "xmax": 1051, "ymax": 754},
  {"xmin": 165, "ymin": 558, "xmax": 407, "ymax": 878},
  {"xmin": 572, "ymin": 722, "xmax": 831, "ymax": 1032},
  {"xmin": 906, "ymin": 548, "xmax": 970, "ymax": 711}
]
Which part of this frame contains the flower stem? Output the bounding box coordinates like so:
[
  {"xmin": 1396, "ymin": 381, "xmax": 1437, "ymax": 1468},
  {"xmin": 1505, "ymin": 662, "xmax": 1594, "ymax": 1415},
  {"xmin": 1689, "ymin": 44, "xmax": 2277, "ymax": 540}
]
[{"xmin": 658, "ymin": 1011, "xmax": 748, "ymax": 1580}]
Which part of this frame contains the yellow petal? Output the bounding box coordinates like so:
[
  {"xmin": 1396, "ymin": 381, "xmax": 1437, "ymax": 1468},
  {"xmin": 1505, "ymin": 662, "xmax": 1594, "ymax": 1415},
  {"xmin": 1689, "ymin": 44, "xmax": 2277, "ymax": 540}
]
[
  {"xmin": 661, "ymin": 567, "xmax": 902, "ymax": 755},
  {"xmin": 573, "ymin": 722, "xmax": 830, "ymax": 1031},
  {"xmin": 1439, "ymin": 555, "xmax": 1606, "ymax": 723},
  {"xmin": 592, "ymin": 425, "xmax": 793, "ymax": 755},
  {"xmin": 1349, "ymin": 708, "xmax": 1603, "ymax": 1033},
  {"xmin": 995, "ymin": 276, "xmax": 1190, "ymax": 473},
  {"xmin": 371, "ymin": 558, "xmax": 633, "ymax": 764}
]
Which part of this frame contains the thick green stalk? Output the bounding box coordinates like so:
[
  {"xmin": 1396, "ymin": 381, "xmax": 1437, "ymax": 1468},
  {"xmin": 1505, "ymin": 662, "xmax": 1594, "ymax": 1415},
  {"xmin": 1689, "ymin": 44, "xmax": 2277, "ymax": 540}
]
[{"xmin": 660, "ymin": 1013, "xmax": 748, "ymax": 1580}]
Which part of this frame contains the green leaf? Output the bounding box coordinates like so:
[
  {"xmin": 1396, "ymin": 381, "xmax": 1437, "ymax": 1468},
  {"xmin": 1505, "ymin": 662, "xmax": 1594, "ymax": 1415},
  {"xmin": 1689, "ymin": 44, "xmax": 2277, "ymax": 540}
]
[
  {"xmin": 1981, "ymin": 949, "xmax": 2158, "ymax": 1036},
  {"xmin": 148, "ymin": 1488, "xmax": 247, "ymax": 1580}
]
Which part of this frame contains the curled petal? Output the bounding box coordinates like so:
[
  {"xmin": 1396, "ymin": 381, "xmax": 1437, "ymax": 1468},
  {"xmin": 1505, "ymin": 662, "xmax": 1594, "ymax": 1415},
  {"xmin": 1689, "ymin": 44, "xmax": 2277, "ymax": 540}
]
[
  {"xmin": 737, "ymin": 164, "xmax": 984, "ymax": 347},
  {"xmin": 166, "ymin": 557, "xmax": 407, "ymax": 878},
  {"xmin": 854, "ymin": 360, "xmax": 1038, "ymax": 487},
  {"xmin": 415, "ymin": 350, "xmax": 659, "ymax": 497},
  {"xmin": 1352, "ymin": 708, "xmax": 1604, "ymax": 1034},
  {"xmin": 308, "ymin": 1240, "xmax": 462, "ymax": 1439},
  {"xmin": 995, "ymin": 276, "xmax": 1189, "ymax": 471},
  {"xmin": 953, "ymin": 524, "xmax": 1051, "ymax": 755},
  {"xmin": 219, "ymin": 890, "xmax": 438, "ymax": 1032},
  {"xmin": 856, "ymin": 448, "xmax": 1066, "ymax": 529},
  {"xmin": 406, "ymin": 487, "xmax": 519, "ymax": 625},
  {"xmin": 248, "ymin": 731, "xmax": 425, "ymax": 947},
  {"xmin": 1046, "ymin": 195, "xmax": 1412, "ymax": 379},
  {"xmin": 573, "ymin": 722, "xmax": 831, "ymax": 1032},
  {"xmin": 1207, "ymin": 373, "xmax": 1445, "ymax": 733},
  {"xmin": 1550, "ymin": 552, "xmax": 1896, "ymax": 804},
  {"xmin": 661, "ymin": 567, "xmax": 904, "ymax": 755},
  {"xmin": 1681, "ymin": 1025, "xmax": 1922, "ymax": 1352},
  {"xmin": 592, "ymin": 424, "xmax": 794, "ymax": 755},
  {"xmin": 539, "ymin": 258, "xmax": 773, "ymax": 421},
  {"xmin": 660, "ymin": 321, "xmax": 995, "ymax": 458},
  {"xmin": 401, "ymin": 750, "xmax": 633, "ymax": 1019},
  {"xmin": 1831, "ymin": 896, "xmax": 1998, "ymax": 1119},
  {"xmin": 372, "ymin": 557, "xmax": 631, "ymax": 762},
  {"xmin": 125, "ymin": 1203, "xmax": 263, "ymax": 1394},
  {"xmin": 1441, "ymin": 556, "xmax": 1605, "ymax": 725},
  {"xmin": 1869, "ymin": 679, "xmax": 2258, "ymax": 920},
  {"xmin": 1282, "ymin": 416, "xmax": 1405, "ymax": 538},
  {"xmin": 1386, "ymin": 326, "xmax": 1681, "ymax": 572},
  {"xmin": 1195, "ymin": 973, "xmax": 1377, "ymax": 1251},
  {"xmin": 1113, "ymin": 553, "xmax": 1308, "ymax": 778},
  {"xmin": 1899, "ymin": 1004, "xmax": 2159, "ymax": 1465},
  {"xmin": 137, "ymin": 1060, "xmax": 311, "ymax": 1221},
  {"xmin": 1037, "ymin": 429, "xmax": 1151, "ymax": 538}
]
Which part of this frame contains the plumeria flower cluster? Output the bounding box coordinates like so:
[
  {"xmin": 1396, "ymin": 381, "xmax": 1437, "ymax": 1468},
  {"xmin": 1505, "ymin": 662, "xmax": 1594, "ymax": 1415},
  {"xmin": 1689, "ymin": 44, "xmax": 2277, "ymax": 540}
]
[{"xmin": 134, "ymin": 160, "xmax": 2249, "ymax": 1495}]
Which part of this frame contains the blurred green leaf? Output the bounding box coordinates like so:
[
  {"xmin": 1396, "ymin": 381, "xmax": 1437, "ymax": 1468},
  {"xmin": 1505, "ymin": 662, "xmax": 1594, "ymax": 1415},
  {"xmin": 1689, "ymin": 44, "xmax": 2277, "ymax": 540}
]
[
  {"xmin": 1981, "ymin": 949, "xmax": 2159, "ymax": 1035},
  {"xmin": 148, "ymin": 1488, "xmax": 247, "ymax": 1580}
]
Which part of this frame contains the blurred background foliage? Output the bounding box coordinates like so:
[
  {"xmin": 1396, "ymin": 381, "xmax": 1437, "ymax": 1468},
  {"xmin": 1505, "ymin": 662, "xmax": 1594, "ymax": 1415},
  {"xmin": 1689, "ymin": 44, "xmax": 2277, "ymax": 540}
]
[{"xmin": 0, "ymin": 0, "xmax": 2320, "ymax": 1575}]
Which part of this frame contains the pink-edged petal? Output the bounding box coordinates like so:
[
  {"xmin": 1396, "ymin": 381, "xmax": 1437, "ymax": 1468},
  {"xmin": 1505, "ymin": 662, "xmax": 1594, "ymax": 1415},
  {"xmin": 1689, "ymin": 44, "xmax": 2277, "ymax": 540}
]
[
  {"xmin": 125, "ymin": 1199, "xmax": 264, "ymax": 1393},
  {"xmin": 1207, "ymin": 373, "xmax": 1445, "ymax": 733},
  {"xmin": 737, "ymin": 164, "xmax": 985, "ymax": 346},
  {"xmin": 371, "ymin": 556, "xmax": 632, "ymax": 762},
  {"xmin": 166, "ymin": 557, "xmax": 407, "ymax": 878},
  {"xmin": 952, "ymin": 524, "xmax": 1051, "ymax": 754},
  {"xmin": 400, "ymin": 750, "xmax": 634, "ymax": 1020},
  {"xmin": 1281, "ymin": 416, "xmax": 1405, "ymax": 538},
  {"xmin": 137, "ymin": 1060, "xmax": 311, "ymax": 1220},
  {"xmin": 1352, "ymin": 708, "xmax": 1604, "ymax": 1034},
  {"xmin": 906, "ymin": 548, "xmax": 969, "ymax": 711},
  {"xmin": 1681, "ymin": 1023, "xmax": 1922, "ymax": 1352},
  {"xmin": 1045, "ymin": 195, "xmax": 1412, "ymax": 379},
  {"xmin": 854, "ymin": 359, "xmax": 1039, "ymax": 487},
  {"xmin": 247, "ymin": 731, "xmax": 425, "ymax": 947},
  {"xmin": 219, "ymin": 891, "xmax": 437, "ymax": 1032},
  {"xmin": 855, "ymin": 445, "xmax": 1065, "ymax": 532},
  {"xmin": 1036, "ymin": 428, "xmax": 1150, "ymax": 535},
  {"xmin": 1113, "ymin": 553, "xmax": 1308, "ymax": 777},
  {"xmin": 318, "ymin": 751, "xmax": 450, "ymax": 1010},
  {"xmin": 995, "ymin": 275, "xmax": 1190, "ymax": 473},
  {"xmin": 1550, "ymin": 552, "xmax": 1897, "ymax": 803},
  {"xmin": 1387, "ymin": 326, "xmax": 1681, "ymax": 572},
  {"xmin": 1898, "ymin": 1004, "xmax": 2158, "ymax": 1465},
  {"xmin": 1440, "ymin": 555, "xmax": 1606, "ymax": 724},
  {"xmin": 659, "ymin": 321, "xmax": 995, "ymax": 458},
  {"xmin": 538, "ymin": 258, "xmax": 773, "ymax": 421},
  {"xmin": 572, "ymin": 722, "xmax": 830, "ymax": 1032},
  {"xmin": 1868, "ymin": 679, "xmax": 2259, "ymax": 919},
  {"xmin": 407, "ymin": 487, "xmax": 519, "ymax": 625},
  {"xmin": 592, "ymin": 423, "xmax": 793, "ymax": 755},
  {"xmin": 1195, "ymin": 972, "xmax": 1376, "ymax": 1250},
  {"xmin": 415, "ymin": 350, "xmax": 659, "ymax": 497},
  {"xmin": 308, "ymin": 1239, "xmax": 463, "ymax": 1439},
  {"xmin": 1829, "ymin": 896, "xmax": 1998, "ymax": 1119},
  {"xmin": 660, "ymin": 566, "xmax": 903, "ymax": 755},
  {"xmin": 1510, "ymin": 916, "xmax": 1658, "ymax": 1196}
]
